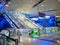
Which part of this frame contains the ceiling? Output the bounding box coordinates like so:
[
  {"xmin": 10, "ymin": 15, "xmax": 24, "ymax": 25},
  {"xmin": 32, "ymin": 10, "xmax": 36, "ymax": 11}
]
[
  {"xmin": 5, "ymin": 0, "xmax": 40, "ymax": 11},
  {"xmin": 0, "ymin": 0, "xmax": 3, "ymax": 2},
  {"xmin": 37, "ymin": 0, "xmax": 60, "ymax": 16},
  {"xmin": 38, "ymin": 0, "xmax": 60, "ymax": 12},
  {"xmin": 5, "ymin": 0, "xmax": 60, "ymax": 15}
]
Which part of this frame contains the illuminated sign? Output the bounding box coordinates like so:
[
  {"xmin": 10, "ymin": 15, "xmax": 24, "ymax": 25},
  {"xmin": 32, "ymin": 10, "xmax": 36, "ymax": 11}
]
[{"xmin": 31, "ymin": 29, "xmax": 39, "ymax": 37}]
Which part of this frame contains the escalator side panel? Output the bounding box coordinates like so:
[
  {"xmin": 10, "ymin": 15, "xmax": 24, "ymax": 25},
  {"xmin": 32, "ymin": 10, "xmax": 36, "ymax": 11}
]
[
  {"xmin": 0, "ymin": 13, "xmax": 12, "ymax": 31},
  {"xmin": 3, "ymin": 14, "xmax": 17, "ymax": 29}
]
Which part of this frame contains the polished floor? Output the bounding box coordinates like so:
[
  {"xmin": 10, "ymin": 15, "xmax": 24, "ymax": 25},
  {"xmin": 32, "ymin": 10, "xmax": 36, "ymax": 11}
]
[{"xmin": 19, "ymin": 36, "xmax": 60, "ymax": 45}]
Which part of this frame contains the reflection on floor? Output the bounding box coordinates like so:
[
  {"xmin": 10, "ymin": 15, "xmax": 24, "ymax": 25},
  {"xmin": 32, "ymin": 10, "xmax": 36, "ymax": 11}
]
[{"xmin": 19, "ymin": 36, "xmax": 60, "ymax": 45}]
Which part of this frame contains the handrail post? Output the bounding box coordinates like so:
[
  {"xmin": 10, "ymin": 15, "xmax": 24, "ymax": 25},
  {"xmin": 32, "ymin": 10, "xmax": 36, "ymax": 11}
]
[
  {"xmin": 3, "ymin": 36, "xmax": 7, "ymax": 45},
  {"xmin": 15, "ymin": 39, "xmax": 18, "ymax": 45}
]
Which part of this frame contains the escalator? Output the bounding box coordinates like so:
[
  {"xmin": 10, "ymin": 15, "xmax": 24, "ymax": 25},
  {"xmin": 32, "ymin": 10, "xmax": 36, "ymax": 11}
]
[
  {"xmin": 3, "ymin": 12, "xmax": 27, "ymax": 29},
  {"xmin": 0, "ymin": 33, "xmax": 18, "ymax": 45},
  {"xmin": 5, "ymin": 11, "xmax": 40, "ymax": 28},
  {"xmin": 0, "ymin": 13, "xmax": 12, "ymax": 31},
  {"xmin": 0, "ymin": 12, "xmax": 27, "ymax": 32}
]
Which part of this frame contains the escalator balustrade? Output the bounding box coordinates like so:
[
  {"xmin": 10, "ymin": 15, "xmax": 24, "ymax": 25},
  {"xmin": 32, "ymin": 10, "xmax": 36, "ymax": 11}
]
[{"xmin": 0, "ymin": 13, "xmax": 12, "ymax": 32}]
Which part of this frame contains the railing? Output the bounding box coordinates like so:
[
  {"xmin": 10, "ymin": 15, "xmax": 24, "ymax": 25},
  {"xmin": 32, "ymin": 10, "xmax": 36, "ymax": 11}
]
[
  {"xmin": 0, "ymin": 28, "xmax": 60, "ymax": 45},
  {"xmin": 4, "ymin": 12, "xmax": 28, "ymax": 28},
  {"xmin": 20, "ymin": 13, "xmax": 41, "ymax": 28},
  {"xmin": 7, "ymin": 27, "xmax": 58, "ymax": 38},
  {"xmin": 0, "ymin": 33, "xmax": 18, "ymax": 45},
  {"xmin": 5, "ymin": 11, "xmax": 41, "ymax": 28},
  {"xmin": 3, "ymin": 12, "xmax": 20, "ymax": 29}
]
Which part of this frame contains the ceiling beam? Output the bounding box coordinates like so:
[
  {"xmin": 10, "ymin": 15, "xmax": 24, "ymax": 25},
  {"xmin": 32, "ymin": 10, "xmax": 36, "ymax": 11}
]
[{"xmin": 32, "ymin": 0, "xmax": 44, "ymax": 8}]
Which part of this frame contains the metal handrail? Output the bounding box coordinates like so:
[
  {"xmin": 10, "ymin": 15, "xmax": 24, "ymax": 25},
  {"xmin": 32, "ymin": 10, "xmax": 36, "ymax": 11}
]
[
  {"xmin": 5, "ymin": 11, "xmax": 41, "ymax": 28},
  {"xmin": 5, "ymin": 12, "xmax": 29, "ymax": 28},
  {"xmin": 19, "ymin": 13, "xmax": 41, "ymax": 28},
  {"xmin": 3, "ymin": 12, "xmax": 20, "ymax": 29},
  {"xmin": 25, "ymin": 18, "xmax": 41, "ymax": 28},
  {"xmin": 0, "ymin": 34, "xmax": 18, "ymax": 45}
]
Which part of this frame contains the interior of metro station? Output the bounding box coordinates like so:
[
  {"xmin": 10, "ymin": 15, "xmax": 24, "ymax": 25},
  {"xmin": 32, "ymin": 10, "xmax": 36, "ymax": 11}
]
[{"xmin": 0, "ymin": 0, "xmax": 60, "ymax": 45}]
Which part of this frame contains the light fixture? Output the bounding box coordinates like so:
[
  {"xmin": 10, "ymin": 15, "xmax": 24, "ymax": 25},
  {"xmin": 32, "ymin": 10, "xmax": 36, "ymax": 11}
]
[
  {"xmin": 58, "ymin": 0, "xmax": 60, "ymax": 1},
  {"xmin": 56, "ymin": 16, "xmax": 60, "ymax": 17},
  {"xmin": 49, "ymin": 9, "xmax": 53, "ymax": 10},
  {"xmin": 8, "ymin": 2, "xmax": 11, "ymax": 4},
  {"xmin": 45, "ymin": 16, "xmax": 50, "ymax": 18},
  {"xmin": 5, "ymin": 4, "xmax": 9, "ymax": 7},
  {"xmin": 31, "ymin": 18, "xmax": 38, "ymax": 20},
  {"xmin": 41, "ymin": 5, "xmax": 44, "ymax": 6},
  {"xmin": 57, "ymin": 40, "xmax": 60, "ymax": 43},
  {"xmin": 20, "ymin": 39, "xmax": 23, "ymax": 42}
]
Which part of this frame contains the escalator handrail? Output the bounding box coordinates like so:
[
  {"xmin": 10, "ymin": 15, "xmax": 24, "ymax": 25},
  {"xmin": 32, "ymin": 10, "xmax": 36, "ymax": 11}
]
[
  {"xmin": 26, "ymin": 18, "xmax": 41, "ymax": 28},
  {"xmin": 20, "ymin": 13, "xmax": 42, "ymax": 28},
  {"xmin": 0, "ymin": 33, "xmax": 18, "ymax": 45},
  {"xmin": 3, "ymin": 12, "xmax": 19, "ymax": 29}
]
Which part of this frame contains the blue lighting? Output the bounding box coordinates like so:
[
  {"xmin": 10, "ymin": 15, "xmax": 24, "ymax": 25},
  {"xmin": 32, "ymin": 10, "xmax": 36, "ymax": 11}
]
[
  {"xmin": 0, "ymin": 14, "xmax": 12, "ymax": 32},
  {"xmin": 22, "ymin": 13, "xmax": 56, "ymax": 27},
  {"xmin": 33, "ymin": 16, "xmax": 56, "ymax": 27}
]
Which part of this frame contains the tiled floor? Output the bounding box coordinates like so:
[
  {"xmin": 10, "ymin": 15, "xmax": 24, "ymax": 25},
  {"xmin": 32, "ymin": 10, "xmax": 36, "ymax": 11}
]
[{"xmin": 19, "ymin": 36, "xmax": 60, "ymax": 45}]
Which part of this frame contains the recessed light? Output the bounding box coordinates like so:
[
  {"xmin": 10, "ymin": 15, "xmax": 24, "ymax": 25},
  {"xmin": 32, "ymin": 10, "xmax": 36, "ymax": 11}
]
[
  {"xmin": 41, "ymin": 5, "xmax": 44, "ymax": 6},
  {"xmin": 49, "ymin": 9, "xmax": 53, "ymax": 10},
  {"xmin": 5, "ymin": 4, "xmax": 9, "ymax": 7}
]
